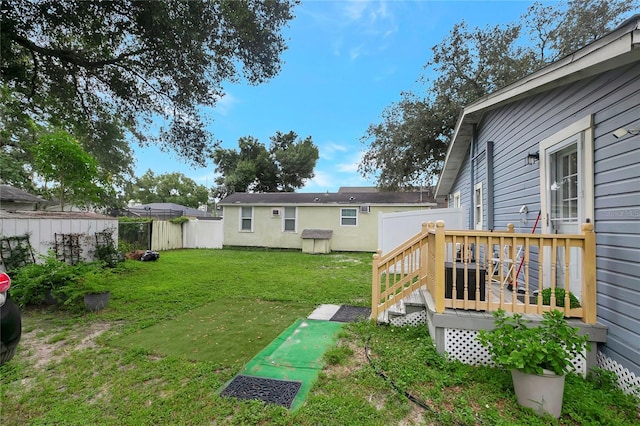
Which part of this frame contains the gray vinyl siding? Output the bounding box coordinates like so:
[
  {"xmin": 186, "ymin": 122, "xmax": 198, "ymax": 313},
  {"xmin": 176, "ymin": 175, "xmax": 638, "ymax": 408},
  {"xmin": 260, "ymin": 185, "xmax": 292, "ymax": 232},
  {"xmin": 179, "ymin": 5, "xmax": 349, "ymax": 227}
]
[
  {"xmin": 591, "ymin": 64, "xmax": 640, "ymax": 373},
  {"xmin": 449, "ymin": 62, "xmax": 640, "ymax": 375},
  {"xmin": 449, "ymin": 153, "xmax": 471, "ymax": 230}
]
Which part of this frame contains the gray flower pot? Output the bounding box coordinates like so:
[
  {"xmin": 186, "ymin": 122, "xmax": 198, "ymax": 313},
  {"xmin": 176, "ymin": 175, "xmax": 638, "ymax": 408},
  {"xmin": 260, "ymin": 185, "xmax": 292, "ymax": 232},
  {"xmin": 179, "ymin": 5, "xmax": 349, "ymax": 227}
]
[
  {"xmin": 511, "ymin": 369, "xmax": 565, "ymax": 418},
  {"xmin": 84, "ymin": 291, "xmax": 110, "ymax": 312}
]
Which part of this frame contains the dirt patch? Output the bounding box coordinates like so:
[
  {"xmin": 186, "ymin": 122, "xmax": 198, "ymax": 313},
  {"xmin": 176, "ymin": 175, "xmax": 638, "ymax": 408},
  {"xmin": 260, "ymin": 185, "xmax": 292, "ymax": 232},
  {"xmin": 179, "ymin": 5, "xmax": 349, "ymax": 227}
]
[
  {"xmin": 398, "ymin": 405, "xmax": 426, "ymax": 425},
  {"xmin": 323, "ymin": 339, "xmax": 428, "ymax": 424},
  {"xmin": 322, "ymin": 340, "xmax": 364, "ymax": 379},
  {"xmin": 20, "ymin": 322, "xmax": 111, "ymax": 369}
]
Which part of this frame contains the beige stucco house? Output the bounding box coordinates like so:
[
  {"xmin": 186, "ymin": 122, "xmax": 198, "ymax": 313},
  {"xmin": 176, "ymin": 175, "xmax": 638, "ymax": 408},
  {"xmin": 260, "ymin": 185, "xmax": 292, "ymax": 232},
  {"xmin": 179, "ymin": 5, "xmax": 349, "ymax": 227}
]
[{"xmin": 218, "ymin": 189, "xmax": 437, "ymax": 252}]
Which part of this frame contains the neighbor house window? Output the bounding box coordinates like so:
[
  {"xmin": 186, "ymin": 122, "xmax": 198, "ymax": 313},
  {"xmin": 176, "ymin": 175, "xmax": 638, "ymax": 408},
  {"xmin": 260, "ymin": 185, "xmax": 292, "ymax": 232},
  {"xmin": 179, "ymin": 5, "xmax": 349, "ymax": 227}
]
[
  {"xmin": 283, "ymin": 207, "xmax": 296, "ymax": 232},
  {"xmin": 474, "ymin": 183, "xmax": 483, "ymax": 230},
  {"xmin": 452, "ymin": 191, "xmax": 461, "ymax": 208},
  {"xmin": 240, "ymin": 207, "xmax": 253, "ymax": 231},
  {"xmin": 341, "ymin": 208, "xmax": 357, "ymax": 226}
]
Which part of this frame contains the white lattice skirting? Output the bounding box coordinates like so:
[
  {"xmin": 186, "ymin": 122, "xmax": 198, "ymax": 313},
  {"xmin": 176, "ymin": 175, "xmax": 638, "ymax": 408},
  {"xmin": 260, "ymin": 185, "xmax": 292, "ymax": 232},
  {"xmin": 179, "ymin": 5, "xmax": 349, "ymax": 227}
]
[
  {"xmin": 389, "ymin": 310, "xmax": 427, "ymax": 327},
  {"xmin": 444, "ymin": 328, "xmax": 587, "ymax": 376},
  {"xmin": 597, "ymin": 351, "xmax": 640, "ymax": 397}
]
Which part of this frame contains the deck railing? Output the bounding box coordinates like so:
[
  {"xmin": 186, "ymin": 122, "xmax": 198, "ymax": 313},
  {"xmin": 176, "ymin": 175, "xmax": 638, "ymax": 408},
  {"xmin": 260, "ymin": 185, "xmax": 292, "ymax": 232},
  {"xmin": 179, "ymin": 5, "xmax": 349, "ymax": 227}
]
[{"xmin": 371, "ymin": 220, "xmax": 597, "ymax": 324}]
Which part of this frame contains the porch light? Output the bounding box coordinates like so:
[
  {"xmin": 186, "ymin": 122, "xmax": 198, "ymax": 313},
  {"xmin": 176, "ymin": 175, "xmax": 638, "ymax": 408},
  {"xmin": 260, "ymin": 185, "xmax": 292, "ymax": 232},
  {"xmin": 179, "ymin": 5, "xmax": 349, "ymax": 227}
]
[
  {"xmin": 612, "ymin": 127, "xmax": 640, "ymax": 139},
  {"xmin": 525, "ymin": 151, "xmax": 539, "ymax": 165}
]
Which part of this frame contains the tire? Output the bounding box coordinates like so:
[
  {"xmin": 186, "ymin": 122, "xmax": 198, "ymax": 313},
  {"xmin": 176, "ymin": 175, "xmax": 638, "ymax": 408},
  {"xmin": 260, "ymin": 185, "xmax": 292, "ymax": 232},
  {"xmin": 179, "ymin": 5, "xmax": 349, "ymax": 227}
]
[
  {"xmin": 0, "ymin": 294, "xmax": 22, "ymax": 366},
  {"xmin": 0, "ymin": 343, "xmax": 18, "ymax": 366}
]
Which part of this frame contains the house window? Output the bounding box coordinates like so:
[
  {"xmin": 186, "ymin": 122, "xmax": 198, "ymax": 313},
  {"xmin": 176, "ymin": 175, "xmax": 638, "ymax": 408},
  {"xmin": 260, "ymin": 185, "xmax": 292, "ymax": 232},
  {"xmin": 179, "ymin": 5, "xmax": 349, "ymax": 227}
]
[
  {"xmin": 283, "ymin": 207, "xmax": 296, "ymax": 232},
  {"xmin": 551, "ymin": 145, "xmax": 579, "ymax": 224},
  {"xmin": 540, "ymin": 114, "xmax": 594, "ymax": 235},
  {"xmin": 240, "ymin": 207, "xmax": 253, "ymax": 231},
  {"xmin": 452, "ymin": 191, "xmax": 461, "ymax": 208},
  {"xmin": 474, "ymin": 183, "xmax": 483, "ymax": 230},
  {"xmin": 341, "ymin": 208, "xmax": 357, "ymax": 226}
]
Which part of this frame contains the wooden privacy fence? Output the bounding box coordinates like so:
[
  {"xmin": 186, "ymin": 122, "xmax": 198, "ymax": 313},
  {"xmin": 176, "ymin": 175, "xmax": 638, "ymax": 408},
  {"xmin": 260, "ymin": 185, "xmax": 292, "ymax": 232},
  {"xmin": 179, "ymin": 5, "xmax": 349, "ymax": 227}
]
[
  {"xmin": 372, "ymin": 220, "xmax": 597, "ymax": 324},
  {"xmin": 151, "ymin": 221, "xmax": 183, "ymax": 251}
]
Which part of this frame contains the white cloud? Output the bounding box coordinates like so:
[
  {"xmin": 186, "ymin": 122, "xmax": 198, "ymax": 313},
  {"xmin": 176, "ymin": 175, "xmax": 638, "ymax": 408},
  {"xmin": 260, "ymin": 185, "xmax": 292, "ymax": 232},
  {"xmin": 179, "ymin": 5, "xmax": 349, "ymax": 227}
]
[
  {"xmin": 336, "ymin": 152, "xmax": 364, "ymax": 173},
  {"xmin": 350, "ymin": 45, "xmax": 365, "ymax": 61},
  {"xmin": 303, "ymin": 1, "xmax": 398, "ymax": 60},
  {"xmin": 213, "ymin": 92, "xmax": 239, "ymax": 116},
  {"xmin": 343, "ymin": 1, "xmax": 368, "ymax": 22},
  {"xmin": 320, "ymin": 142, "xmax": 349, "ymax": 160},
  {"xmin": 305, "ymin": 170, "xmax": 335, "ymax": 191}
]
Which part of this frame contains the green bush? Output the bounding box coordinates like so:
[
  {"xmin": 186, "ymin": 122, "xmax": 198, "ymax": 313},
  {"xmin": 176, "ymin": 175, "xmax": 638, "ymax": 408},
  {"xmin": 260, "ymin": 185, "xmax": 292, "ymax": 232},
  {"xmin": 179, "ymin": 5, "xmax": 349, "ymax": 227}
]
[
  {"xmin": 94, "ymin": 231, "xmax": 120, "ymax": 267},
  {"xmin": 11, "ymin": 253, "xmax": 80, "ymax": 306},
  {"xmin": 10, "ymin": 253, "xmax": 111, "ymax": 308},
  {"xmin": 477, "ymin": 309, "xmax": 589, "ymax": 376},
  {"xmin": 169, "ymin": 216, "xmax": 189, "ymax": 225},
  {"xmin": 541, "ymin": 287, "xmax": 581, "ymax": 309},
  {"xmin": 0, "ymin": 234, "xmax": 34, "ymax": 272},
  {"xmin": 117, "ymin": 240, "xmax": 134, "ymax": 256},
  {"xmin": 53, "ymin": 267, "xmax": 112, "ymax": 308}
]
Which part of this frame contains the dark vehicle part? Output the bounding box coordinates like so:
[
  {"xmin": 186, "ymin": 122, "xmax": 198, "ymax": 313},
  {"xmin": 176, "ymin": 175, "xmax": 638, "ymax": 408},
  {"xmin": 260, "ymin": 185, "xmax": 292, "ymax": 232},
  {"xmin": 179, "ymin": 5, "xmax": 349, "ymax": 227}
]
[{"xmin": 0, "ymin": 272, "xmax": 22, "ymax": 365}]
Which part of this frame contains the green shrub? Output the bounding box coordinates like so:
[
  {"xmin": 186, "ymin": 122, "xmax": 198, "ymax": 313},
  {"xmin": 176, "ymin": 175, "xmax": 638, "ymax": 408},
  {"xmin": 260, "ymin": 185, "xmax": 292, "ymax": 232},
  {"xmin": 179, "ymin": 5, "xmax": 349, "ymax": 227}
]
[
  {"xmin": 477, "ymin": 309, "xmax": 589, "ymax": 376},
  {"xmin": 541, "ymin": 287, "xmax": 581, "ymax": 309},
  {"xmin": 53, "ymin": 266, "xmax": 112, "ymax": 308},
  {"xmin": 587, "ymin": 367, "xmax": 619, "ymax": 390},
  {"xmin": 117, "ymin": 240, "xmax": 134, "ymax": 255},
  {"xmin": 11, "ymin": 253, "xmax": 82, "ymax": 306},
  {"xmin": 169, "ymin": 216, "xmax": 189, "ymax": 225},
  {"xmin": 11, "ymin": 253, "xmax": 111, "ymax": 308},
  {"xmin": 0, "ymin": 234, "xmax": 34, "ymax": 272},
  {"xmin": 94, "ymin": 231, "xmax": 120, "ymax": 267}
]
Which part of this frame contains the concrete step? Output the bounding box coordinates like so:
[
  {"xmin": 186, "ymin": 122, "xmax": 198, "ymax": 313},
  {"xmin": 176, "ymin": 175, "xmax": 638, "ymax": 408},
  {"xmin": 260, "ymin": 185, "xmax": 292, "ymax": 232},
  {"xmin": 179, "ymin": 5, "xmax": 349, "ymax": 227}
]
[{"xmin": 377, "ymin": 288, "xmax": 428, "ymax": 324}]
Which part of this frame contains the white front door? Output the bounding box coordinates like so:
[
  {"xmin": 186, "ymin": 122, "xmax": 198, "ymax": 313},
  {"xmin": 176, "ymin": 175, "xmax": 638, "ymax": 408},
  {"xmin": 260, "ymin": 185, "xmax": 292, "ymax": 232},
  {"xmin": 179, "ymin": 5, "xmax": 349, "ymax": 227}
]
[{"xmin": 539, "ymin": 116, "xmax": 594, "ymax": 301}]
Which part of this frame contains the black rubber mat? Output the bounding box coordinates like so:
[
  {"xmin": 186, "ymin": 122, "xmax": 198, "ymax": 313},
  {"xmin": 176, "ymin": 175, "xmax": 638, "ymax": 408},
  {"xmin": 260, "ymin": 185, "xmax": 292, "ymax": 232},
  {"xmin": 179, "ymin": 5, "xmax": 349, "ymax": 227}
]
[
  {"xmin": 220, "ymin": 375, "xmax": 302, "ymax": 409},
  {"xmin": 329, "ymin": 305, "xmax": 371, "ymax": 323}
]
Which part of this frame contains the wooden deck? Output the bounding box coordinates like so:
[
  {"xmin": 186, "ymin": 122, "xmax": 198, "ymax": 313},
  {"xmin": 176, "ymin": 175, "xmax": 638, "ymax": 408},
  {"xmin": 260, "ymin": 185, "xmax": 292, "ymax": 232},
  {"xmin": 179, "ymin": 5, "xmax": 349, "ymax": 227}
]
[{"xmin": 371, "ymin": 221, "xmax": 597, "ymax": 323}]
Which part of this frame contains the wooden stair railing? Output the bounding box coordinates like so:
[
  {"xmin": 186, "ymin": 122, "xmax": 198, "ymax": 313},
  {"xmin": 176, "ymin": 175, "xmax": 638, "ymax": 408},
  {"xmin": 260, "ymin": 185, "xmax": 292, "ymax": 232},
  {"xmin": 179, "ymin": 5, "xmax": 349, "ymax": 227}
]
[
  {"xmin": 372, "ymin": 220, "xmax": 597, "ymax": 324},
  {"xmin": 371, "ymin": 223, "xmax": 430, "ymax": 321}
]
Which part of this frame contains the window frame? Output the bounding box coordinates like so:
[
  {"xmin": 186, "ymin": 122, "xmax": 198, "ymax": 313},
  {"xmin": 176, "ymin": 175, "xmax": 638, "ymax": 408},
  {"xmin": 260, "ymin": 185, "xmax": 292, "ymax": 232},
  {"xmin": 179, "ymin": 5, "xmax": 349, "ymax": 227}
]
[
  {"xmin": 452, "ymin": 191, "xmax": 461, "ymax": 208},
  {"xmin": 283, "ymin": 206, "xmax": 297, "ymax": 232},
  {"xmin": 474, "ymin": 183, "xmax": 483, "ymax": 230},
  {"xmin": 240, "ymin": 206, "xmax": 253, "ymax": 232},
  {"xmin": 340, "ymin": 208, "xmax": 358, "ymax": 226}
]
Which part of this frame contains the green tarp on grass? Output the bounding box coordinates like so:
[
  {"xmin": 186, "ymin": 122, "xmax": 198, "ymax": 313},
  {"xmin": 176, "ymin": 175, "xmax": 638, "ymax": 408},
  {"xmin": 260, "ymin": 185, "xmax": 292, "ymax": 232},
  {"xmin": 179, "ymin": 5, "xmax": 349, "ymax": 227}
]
[{"xmin": 224, "ymin": 318, "xmax": 344, "ymax": 410}]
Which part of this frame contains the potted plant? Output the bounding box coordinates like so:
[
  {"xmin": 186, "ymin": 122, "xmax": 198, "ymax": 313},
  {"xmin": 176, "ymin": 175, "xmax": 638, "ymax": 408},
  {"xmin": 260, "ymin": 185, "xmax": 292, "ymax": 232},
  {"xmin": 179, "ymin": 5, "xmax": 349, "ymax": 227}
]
[
  {"xmin": 477, "ymin": 309, "xmax": 589, "ymax": 418},
  {"xmin": 78, "ymin": 269, "xmax": 111, "ymax": 312},
  {"xmin": 54, "ymin": 266, "xmax": 112, "ymax": 312},
  {"xmin": 11, "ymin": 253, "xmax": 78, "ymax": 306}
]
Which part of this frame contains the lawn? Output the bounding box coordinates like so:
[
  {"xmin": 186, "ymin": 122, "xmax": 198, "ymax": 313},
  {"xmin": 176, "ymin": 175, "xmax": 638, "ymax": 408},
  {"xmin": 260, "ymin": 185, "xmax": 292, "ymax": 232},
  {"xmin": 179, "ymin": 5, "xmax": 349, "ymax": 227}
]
[{"xmin": 1, "ymin": 248, "xmax": 637, "ymax": 425}]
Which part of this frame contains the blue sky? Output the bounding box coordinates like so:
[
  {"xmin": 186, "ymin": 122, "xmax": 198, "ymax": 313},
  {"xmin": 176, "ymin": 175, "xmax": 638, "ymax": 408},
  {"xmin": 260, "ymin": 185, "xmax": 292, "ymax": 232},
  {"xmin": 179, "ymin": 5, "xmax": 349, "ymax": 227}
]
[{"xmin": 134, "ymin": 0, "xmax": 540, "ymax": 193}]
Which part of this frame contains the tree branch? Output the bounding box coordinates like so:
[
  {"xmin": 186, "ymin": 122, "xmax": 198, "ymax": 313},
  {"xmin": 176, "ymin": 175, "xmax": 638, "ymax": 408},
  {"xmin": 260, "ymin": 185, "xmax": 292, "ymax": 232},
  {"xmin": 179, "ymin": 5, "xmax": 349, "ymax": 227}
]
[{"xmin": 11, "ymin": 33, "xmax": 148, "ymax": 69}]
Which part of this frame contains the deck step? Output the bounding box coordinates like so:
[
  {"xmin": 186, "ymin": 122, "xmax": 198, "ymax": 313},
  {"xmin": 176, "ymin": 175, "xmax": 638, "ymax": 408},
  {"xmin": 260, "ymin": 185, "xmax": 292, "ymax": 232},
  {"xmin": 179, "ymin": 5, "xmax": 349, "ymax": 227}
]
[
  {"xmin": 404, "ymin": 290, "xmax": 425, "ymax": 314},
  {"xmin": 387, "ymin": 299, "xmax": 405, "ymax": 316},
  {"xmin": 376, "ymin": 288, "xmax": 429, "ymax": 324}
]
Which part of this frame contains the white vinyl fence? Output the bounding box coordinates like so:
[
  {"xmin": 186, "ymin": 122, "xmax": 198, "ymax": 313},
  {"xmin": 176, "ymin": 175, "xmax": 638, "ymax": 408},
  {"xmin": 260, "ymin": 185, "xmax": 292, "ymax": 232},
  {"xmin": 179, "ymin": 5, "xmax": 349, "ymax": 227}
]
[
  {"xmin": 182, "ymin": 219, "xmax": 223, "ymax": 249},
  {"xmin": 149, "ymin": 219, "xmax": 224, "ymax": 251},
  {"xmin": 378, "ymin": 208, "xmax": 466, "ymax": 255}
]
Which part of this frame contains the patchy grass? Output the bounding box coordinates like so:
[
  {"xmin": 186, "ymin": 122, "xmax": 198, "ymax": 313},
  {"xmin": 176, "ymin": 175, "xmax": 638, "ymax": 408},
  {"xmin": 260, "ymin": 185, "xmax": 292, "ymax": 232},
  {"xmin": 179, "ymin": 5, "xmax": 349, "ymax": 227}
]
[
  {"xmin": 112, "ymin": 298, "xmax": 311, "ymax": 365},
  {"xmin": 1, "ymin": 248, "xmax": 638, "ymax": 425}
]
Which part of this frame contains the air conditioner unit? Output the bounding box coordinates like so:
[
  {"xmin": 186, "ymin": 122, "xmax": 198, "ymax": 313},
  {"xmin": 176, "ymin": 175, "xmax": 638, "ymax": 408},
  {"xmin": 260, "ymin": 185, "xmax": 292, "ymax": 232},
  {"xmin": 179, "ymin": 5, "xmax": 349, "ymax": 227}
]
[
  {"xmin": 271, "ymin": 208, "xmax": 281, "ymax": 216},
  {"xmin": 360, "ymin": 205, "xmax": 370, "ymax": 213}
]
